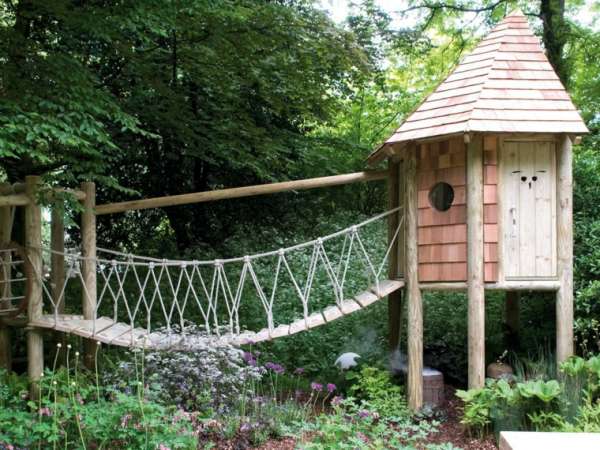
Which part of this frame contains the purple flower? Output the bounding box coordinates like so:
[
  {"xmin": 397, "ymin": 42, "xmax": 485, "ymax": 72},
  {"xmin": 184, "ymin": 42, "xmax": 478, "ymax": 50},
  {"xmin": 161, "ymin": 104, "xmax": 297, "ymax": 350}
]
[
  {"xmin": 243, "ymin": 351, "xmax": 258, "ymax": 367},
  {"xmin": 294, "ymin": 367, "xmax": 305, "ymax": 375},
  {"xmin": 265, "ymin": 362, "xmax": 285, "ymax": 374},
  {"xmin": 358, "ymin": 410, "xmax": 371, "ymax": 419},
  {"xmin": 311, "ymin": 382, "xmax": 323, "ymax": 392},
  {"xmin": 326, "ymin": 383, "xmax": 336, "ymax": 393},
  {"xmin": 331, "ymin": 395, "xmax": 343, "ymax": 406}
]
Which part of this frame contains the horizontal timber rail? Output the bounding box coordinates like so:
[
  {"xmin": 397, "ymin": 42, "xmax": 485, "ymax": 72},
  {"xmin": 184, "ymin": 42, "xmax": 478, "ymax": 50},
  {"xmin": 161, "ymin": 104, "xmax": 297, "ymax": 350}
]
[{"xmin": 95, "ymin": 170, "xmax": 389, "ymax": 215}]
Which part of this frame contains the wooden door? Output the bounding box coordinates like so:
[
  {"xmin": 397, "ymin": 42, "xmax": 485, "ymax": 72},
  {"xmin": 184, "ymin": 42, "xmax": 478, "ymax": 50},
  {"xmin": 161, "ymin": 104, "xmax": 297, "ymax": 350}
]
[{"xmin": 502, "ymin": 141, "xmax": 557, "ymax": 279}]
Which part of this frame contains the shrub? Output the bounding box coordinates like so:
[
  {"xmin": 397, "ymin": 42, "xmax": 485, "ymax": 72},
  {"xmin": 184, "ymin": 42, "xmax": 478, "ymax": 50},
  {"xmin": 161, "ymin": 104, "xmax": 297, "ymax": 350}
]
[
  {"xmin": 0, "ymin": 367, "xmax": 197, "ymax": 449},
  {"xmin": 105, "ymin": 343, "xmax": 263, "ymax": 414},
  {"xmin": 345, "ymin": 365, "xmax": 409, "ymax": 420},
  {"xmin": 457, "ymin": 354, "xmax": 600, "ymax": 438}
]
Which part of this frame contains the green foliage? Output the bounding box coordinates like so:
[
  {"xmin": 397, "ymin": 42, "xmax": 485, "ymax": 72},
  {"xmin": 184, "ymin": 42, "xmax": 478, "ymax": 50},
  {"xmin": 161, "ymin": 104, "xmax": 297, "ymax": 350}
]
[
  {"xmin": 297, "ymin": 397, "xmax": 441, "ymax": 450},
  {"xmin": 345, "ymin": 366, "xmax": 409, "ymax": 419},
  {"xmin": 0, "ymin": 367, "xmax": 197, "ymax": 449},
  {"xmin": 458, "ymin": 354, "xmax": 600, "ymax": 438}
]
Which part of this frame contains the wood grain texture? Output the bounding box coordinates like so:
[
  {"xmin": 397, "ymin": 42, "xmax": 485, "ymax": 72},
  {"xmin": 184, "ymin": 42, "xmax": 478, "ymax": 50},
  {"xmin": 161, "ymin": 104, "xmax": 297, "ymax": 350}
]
[
  {"xmin": 467, "ymin": 136, "xmax": 485, "ymax": 390},
  {"xmin": 556, "ymin": 135, "xmax": 574, "ymax": 364},
  {"xmin": 81, "ymin": 182, "xmax": 97, "ymax": 369},
  {"xmin": 51, "ymin": 209, "xmax": 65, "ymax": 313},
  {"xmin": 97, "ymin": 170, "xmax": 388, "ymax": 215},
  {"xmin": 387, "ymin": 161, "xmax": 402, "ymax": 350},
  {"xmin": 417, "ymin": 137, "xmax": 468, "ymax": 282},
  {"xmin": 406, "ymin": 145, "xmax": 423, "ymax": 410},
  {"xmin": 25, "ymin": 176, "xmax": 43, "ymax": 396},
  {"xmin": 502, "ymin": 141, "xmax": 557, "ymax": 279}
]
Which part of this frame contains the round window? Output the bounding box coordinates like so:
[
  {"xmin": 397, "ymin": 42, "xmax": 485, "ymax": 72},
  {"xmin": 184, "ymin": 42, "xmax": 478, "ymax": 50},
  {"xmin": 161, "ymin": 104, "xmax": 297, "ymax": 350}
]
[{"xmin": 428, "ymin": 182, "xmax": 454, "ymax": 212}]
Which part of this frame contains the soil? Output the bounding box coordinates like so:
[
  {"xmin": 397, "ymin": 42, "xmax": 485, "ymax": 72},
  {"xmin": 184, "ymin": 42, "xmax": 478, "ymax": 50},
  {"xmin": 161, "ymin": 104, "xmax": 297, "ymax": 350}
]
[
  {"xmin": 422, "ymin": 385, "xmax": 497, "ymax": 450},
  {"xmin": 200, "ymin": 385, "xmax": 498, "ymax": 449}
]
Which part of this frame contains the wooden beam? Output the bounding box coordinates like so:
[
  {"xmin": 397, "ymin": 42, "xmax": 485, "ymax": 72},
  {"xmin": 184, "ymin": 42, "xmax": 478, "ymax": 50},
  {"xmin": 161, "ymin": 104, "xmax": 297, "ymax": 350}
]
[
  {"xmin": 81, "ymin": 182, "xmax": 97, "ymax": 369},
  {"xmin": 419, "ymin": 280, "xmax": 561, "ymax": 291},
  {"xmin": 25, "ymin": 176, "xmax": 44, "ymax": 398},
  {"xmin": 556, "ymin": 135, "xmax": 574, "ymax": 365},
  {"xmin": 467, "ymin": 135, "xmax": 485, "ymax": 390},
  {"xmin": 95, "ymin": 170, "xmax": 389, "ymax": 215},
  {"xmin": 387, "ymin": 161, "xmax": 402, "ymax": 351},
  {"xmin": 0, "ymin": 194, "xmax": 29, "ymax": 207},
  {"xmin": 405, "ymin": 144, "xmax": 423, "ymax": 410}
]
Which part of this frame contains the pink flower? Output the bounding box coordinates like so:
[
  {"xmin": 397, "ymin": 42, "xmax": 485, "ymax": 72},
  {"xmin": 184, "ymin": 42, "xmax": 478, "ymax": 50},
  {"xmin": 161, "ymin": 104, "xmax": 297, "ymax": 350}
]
[
  {"xmin": 158, "ymin": 445, "xmax": 171, "ymax": 450},
  {"xmin": 310, "ymin": 382, "xmax": 323, "ymax": 392},
  {"xmin": 120, "ymin": 413, "xmax": 132, "ymax": 428},
  {"xmin": 39, "ymin": 407, "xmax": 52, "ymax": 417},
  {"xmin": 326, "ymin": 383, "xmax": 336, "ymax": 393},
  {"xmin": 331, "ymin": 395, "xmax": 343, "ymax": 406}
]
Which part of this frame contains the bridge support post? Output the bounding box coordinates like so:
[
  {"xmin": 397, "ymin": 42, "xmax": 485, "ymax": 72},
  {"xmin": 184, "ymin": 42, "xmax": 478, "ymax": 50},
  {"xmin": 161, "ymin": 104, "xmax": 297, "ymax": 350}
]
[
  {"xmin": 405, "ymin": 144, "xmax": 423, "ymax": 411},
  {"xmin": 25, "ymin": 176, "xmax": 44, "ymax": 398},
  {"xmin": 81, "ymin": 182, "xmax": 97, "ymax": 369},
  {"xmin": 388, "ymin": 159, "xmax": 402, "ymax": 351},
  {"xmin": 556, "ymin": 135, "xmax": 574, "ymax": 366},
  {"xmin": 0, "ymin": 184, "xmax": 13, "ymax": 371},
  {"xmin": 51, "ymin": 206, "xmax": 67, "ymax": 364},
  {"xmin": 467, "ymin": 135, "xmax": 485, "ymax": 390}
]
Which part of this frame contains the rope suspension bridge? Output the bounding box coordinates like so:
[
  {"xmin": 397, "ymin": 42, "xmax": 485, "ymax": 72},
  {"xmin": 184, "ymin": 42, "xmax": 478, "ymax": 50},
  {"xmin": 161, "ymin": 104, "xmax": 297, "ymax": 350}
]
[{"xmin": 0, "ymin": 207, "xmax": 404, "ymax": 350}]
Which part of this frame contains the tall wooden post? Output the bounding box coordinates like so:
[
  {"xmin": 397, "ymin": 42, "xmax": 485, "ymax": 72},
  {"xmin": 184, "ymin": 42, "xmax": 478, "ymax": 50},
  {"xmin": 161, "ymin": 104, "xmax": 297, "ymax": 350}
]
[
  {"xmin": 51, "ymin": 208, "xmax": 65, "ymax": 313},
  {"xmin": 556, "ymin": 135, "xmax": 574, "ymax": 364},
  {"xmin": 25, "ymin": 176, "xmax": 44, "ymax": 396},
  {"xmin": 0, "ymin": 184, "xmax": 13, "ymax": 370},
  {"xmin": 388, "ymin": 160, "xmax": 402, "ymax": 350},
  {"xmin": 51, "ymin": 207, "xmax": 67, "ymax": 362},
  {"xmin": 467, "ymin": 135, "xmax": 485, "ymax": 389},
  {"xmin": 81, "ymin": 182, "xmax": 97, "ymax": 369},
  {"xmin": 405, "ymin": 145, "xmax": 423, "ymax": 410}
]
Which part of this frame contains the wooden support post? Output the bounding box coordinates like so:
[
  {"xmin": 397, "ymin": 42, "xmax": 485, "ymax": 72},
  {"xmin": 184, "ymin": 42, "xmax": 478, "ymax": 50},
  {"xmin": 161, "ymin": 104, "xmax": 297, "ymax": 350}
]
[
  {"xmin": 405, "ymin": 145, "xmax": 423, "ymax": 410},
  {"xmin": 81, "ymin": 182, "xmax": 97, "ymax": 369},
  {"xmin": 51, "ymin": 207, "xmax": 67, "ymax": 362},
  {"xmin": 556, "ymin": 135, "xmax": 574, "ymax": 364},
  {"xmin": 467, "ymin": 135, "xmax": 485, "ymax": 390},
  {"xmin": 0, "ymin": 184, "xmax": 13, "ymax": 370},
  {"xmin": 388, "ymin": 161, "xmax": 402, "ymax": 351},
  {"xmin": 505, "ymin": 291, "xmax": 520, "ymax": 351},
  {"xmin": 51, "ymin": 208, "xmax": 65, "ymax": 313},
  {"xmin": 25, "ymin": 176, "xmax": 44, "ymax": 397}
]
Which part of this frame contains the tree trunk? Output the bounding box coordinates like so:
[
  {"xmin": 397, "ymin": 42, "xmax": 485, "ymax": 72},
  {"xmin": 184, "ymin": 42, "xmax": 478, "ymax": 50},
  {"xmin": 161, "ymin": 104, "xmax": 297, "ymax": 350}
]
[{"xmin": 539, "ymin": 0, "xmax": 569, "ymax": 86}]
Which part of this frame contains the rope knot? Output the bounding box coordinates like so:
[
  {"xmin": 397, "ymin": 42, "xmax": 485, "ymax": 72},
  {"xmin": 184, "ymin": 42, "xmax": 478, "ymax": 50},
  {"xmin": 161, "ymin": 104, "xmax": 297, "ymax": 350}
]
[
  {"xmin": 214, "ymin": 259, "xmax": 222, "ymax": 267},
  {"xmin": 110, "ymin": 259, "xmax": 117, "ymax": 267},
  {"xmin": 277, "ymin": 248, "xmax": 284, "ymax": 257},
  {"xmin": 149, "ymin": 262, "xmax": 155, "ymax": 269},
  {"xmin": 350, "ymin": 225, "xmax": 358, "ymax": 235},
  {"xmin": 243, "ymin": 255, "xmax": 250, "ymax": 263},
  {"xmin": 316, "ymin": 238, "xmax": 323, "ymax": 246},
  {"xmin": 180, "ymin": 262, "xmax": 187, "ymax": 269}
]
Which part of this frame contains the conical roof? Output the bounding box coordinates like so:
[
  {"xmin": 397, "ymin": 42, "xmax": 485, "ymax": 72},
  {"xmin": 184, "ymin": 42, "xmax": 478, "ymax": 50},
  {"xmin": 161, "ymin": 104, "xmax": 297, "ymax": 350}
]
[{"xmin": 371, "ymin": 9, "xmax": 587, "ymax": 161}]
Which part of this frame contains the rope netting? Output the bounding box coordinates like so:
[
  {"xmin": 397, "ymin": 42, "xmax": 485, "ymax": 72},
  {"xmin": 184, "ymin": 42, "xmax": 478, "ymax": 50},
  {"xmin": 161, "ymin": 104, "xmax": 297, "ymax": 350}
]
[{"xmin": 6, "ymin": 207, "xmax": 404, "ymax": 348}]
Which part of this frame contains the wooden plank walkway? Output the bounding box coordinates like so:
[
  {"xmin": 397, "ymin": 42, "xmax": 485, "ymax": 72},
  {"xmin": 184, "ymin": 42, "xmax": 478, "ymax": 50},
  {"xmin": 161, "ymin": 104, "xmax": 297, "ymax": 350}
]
[{"xmin": 30, "ymin": 279, "xmax": 404, "ymax": 349}]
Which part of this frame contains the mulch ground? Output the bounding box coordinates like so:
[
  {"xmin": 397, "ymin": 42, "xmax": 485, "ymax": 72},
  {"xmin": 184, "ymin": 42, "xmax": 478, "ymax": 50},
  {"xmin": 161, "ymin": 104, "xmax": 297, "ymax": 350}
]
[
  {"xmin": 422, "ymin": 385, "xmax": 497, "ymax": 450},
  {"xmin": 202, "ymin": 385, "xmax": 498, "ymax": 449}
]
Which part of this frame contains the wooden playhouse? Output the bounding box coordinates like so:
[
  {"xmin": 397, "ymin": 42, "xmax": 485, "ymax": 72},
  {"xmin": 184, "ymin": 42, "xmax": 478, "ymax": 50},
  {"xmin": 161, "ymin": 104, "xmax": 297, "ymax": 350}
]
[{"xmin": 371, "ymin": 10, "xmax": 588, "ymax": 409}]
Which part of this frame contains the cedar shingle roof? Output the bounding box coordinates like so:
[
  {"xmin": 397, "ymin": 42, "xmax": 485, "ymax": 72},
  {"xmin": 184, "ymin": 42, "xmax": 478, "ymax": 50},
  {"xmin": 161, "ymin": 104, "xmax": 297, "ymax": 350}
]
[{"xmin": 373, "ymin": 9, "xmax": 588, "ymax": 158}]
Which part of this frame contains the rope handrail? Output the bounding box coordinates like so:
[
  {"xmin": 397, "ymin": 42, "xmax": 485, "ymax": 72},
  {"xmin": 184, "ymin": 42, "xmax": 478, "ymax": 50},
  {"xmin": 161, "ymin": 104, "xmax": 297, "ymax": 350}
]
[{"xmin": 20, "ymin": 207, "xmax": 405, "ymax": 348}]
